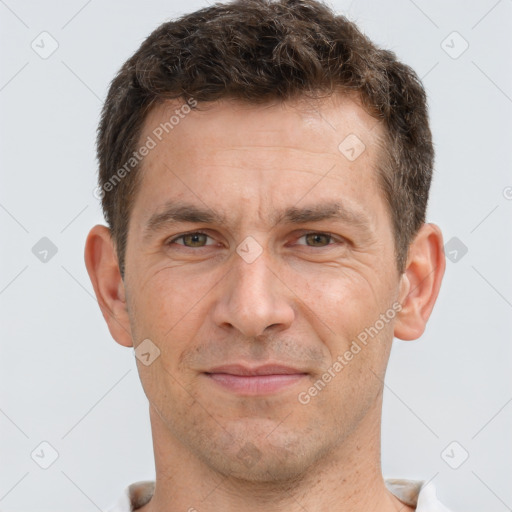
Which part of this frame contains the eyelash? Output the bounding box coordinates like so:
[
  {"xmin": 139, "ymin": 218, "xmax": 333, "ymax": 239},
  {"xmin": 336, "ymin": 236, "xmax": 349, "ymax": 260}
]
[{"xmin": 167, "ymin": 230, "xmax": 345, "ymax": 248}]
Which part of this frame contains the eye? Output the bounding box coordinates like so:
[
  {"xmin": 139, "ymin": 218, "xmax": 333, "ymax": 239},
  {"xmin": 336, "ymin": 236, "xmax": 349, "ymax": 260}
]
[
  {"xmin": 296, "ymin": 232, "xmax": 339, "ymax": 247},
  {"xmin": 168, "ymin": 231, "xmax": 216, "ymax": 248}
]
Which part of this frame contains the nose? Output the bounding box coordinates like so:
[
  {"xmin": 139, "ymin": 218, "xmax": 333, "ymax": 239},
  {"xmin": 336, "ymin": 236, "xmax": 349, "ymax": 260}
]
[{"xmin": 211, "ymin": 246, "xmax": 295, "ymax": 338}]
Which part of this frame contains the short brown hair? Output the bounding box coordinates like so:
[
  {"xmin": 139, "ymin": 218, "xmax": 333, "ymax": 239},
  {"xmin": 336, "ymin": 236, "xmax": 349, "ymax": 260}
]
[{"xmin": 97, "ymin": 0, "xmax": 434, "ymax": 276}]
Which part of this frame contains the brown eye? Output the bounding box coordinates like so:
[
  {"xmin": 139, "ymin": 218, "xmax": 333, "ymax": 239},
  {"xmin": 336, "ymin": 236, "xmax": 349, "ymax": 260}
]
[
  {"xmin": 303, "ymin": 233, "xmax": 333, "ymax": 247},
  {"xmin": 176, "ymin": 233, "xmax": 210, "ymax": 247}
]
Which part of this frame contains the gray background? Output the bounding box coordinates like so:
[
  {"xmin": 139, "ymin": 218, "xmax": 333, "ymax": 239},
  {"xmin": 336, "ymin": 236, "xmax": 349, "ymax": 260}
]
[{"xmin": 1, "ymin": 0, "xmax": 511, "ymax": 510}]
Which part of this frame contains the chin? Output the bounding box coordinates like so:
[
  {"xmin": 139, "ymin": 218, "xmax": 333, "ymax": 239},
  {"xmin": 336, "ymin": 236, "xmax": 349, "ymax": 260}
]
[
  {"xmin": 216, "ymin": 452, "xmax": 309, "ymax": 484},
  {"xmin": 201, "ymin": 426, "xmax": 332, "ymax": 485}
]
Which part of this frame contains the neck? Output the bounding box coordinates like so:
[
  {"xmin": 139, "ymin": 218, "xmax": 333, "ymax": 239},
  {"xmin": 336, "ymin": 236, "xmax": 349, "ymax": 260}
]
[{"xmin": 138, "ymin": 394, "xmax": 412, "ymax": 512}]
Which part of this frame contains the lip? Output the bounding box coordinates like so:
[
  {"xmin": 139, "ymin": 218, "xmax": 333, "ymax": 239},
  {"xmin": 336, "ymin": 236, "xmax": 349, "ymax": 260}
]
[
  {"xmin": 206, "ymin": 364, "xmax": 306, "ymax": 376},
  {"xmin": 204, "ymin": 364, "xmax": 308, "ymax": 395}
]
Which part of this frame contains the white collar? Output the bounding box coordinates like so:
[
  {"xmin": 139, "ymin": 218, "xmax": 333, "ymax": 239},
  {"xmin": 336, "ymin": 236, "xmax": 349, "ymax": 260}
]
[{"xmin": 109, "ymin": 478, "xmax": 453, "ymax": 511}]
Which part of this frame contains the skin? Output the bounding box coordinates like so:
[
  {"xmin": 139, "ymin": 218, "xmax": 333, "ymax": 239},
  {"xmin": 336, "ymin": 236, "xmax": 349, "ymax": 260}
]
[{"xmin": 85, "ymin": 94, "xmax": 445, "ymax": 512}]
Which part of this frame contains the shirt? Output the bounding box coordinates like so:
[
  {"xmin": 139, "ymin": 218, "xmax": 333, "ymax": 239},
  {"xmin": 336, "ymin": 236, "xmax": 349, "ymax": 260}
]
[{"xmin": 108, "ymin": 479, "xmax": 453, "ymax": 511}]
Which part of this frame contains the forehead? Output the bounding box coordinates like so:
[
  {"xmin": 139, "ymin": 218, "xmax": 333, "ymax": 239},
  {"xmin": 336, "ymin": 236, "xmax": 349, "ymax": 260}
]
[
  {"xmin": 132, "ymin": 94, "xmax": 387, "ymax": 228},
  {"xmin": 141, "ymin": 94, "xmax": 383, "ymax": 160}
]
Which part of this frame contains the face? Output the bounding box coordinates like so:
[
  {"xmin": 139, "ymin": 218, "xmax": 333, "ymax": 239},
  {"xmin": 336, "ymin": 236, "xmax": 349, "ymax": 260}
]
[{"xmin": 121, "ymin": 95, "xmax": 406, "ymax": 481}]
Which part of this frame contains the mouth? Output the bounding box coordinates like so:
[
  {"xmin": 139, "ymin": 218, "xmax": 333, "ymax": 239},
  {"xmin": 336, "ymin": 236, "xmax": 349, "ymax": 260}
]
[{"xmin": 203, "ymin": 364, "xmax": 308, "ymax": 395}]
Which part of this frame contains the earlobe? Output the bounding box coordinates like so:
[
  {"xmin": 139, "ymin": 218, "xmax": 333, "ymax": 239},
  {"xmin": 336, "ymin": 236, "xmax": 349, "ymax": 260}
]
[
  {"xmin": 84, "ymin": 225, "xmax": 133, "ymax": 347},
  {"xmin": 394, "ymin": 223, "xmax": 446, "ymax": 341}
]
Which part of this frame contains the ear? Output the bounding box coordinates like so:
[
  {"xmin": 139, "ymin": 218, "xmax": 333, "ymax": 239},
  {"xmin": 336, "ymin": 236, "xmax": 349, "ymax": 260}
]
[
  {"xmin": 394, "ymin": 223, "xmax": 446, "ymax": 341},
  {"xmin": 84, "ymin": 225, "xmax": 133, "ymax": 347}
]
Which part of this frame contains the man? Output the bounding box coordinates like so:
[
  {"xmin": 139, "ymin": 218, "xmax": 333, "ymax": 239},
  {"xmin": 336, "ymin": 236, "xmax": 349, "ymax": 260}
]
[{"xmin": 85, "ymin": 0, "xmax": 449, "ymax": 510}]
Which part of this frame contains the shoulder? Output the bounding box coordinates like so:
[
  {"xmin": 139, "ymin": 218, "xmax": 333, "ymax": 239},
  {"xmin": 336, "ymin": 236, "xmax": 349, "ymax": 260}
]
[
  {"xmin": 385, "ymin": 478, "xmax": 454, "ymax": 511},
  {"xmin": 107, "ymin": 481, "xmax": 155, "ymax": 512}
]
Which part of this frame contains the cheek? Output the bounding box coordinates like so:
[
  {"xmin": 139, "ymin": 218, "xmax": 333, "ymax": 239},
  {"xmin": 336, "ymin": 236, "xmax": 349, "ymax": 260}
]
[
  {"xmin": 131, "ymin": 266, "xmax": 214, "ymax": 325},
  {"xmin": 127, "ymin": 267, "xmax": 223, "ymax": 371},
  {"xmin": 298, "ymin": 267, "xmax": 381, "ymax": 333},
  {"xmin": 297, "ymin": 265, "xmax": 396, "ymax": 381},
  {"xmin": 126, "ymin": 271, "xmax": 211, "ymax": 408}
]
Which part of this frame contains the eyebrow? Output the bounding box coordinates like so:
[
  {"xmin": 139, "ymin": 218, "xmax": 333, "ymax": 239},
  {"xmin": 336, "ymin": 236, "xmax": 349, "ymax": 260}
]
[
  {"xmin": 275, "ymin": 203, "xmax": 369, "ymax": 229},
  {"xmin": 143, "ymin": 200, "xmax": 373, "ymax": 241},
  {"xmin": 143, "ymin": 202, "xmax": 226, "ymax": 240}
]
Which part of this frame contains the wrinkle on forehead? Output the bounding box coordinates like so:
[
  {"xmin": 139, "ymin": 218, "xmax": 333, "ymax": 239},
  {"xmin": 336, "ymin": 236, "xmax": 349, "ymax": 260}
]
[{"xmin": 131, "ymin": 92, "xmax": 389, "ymax": 244}]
